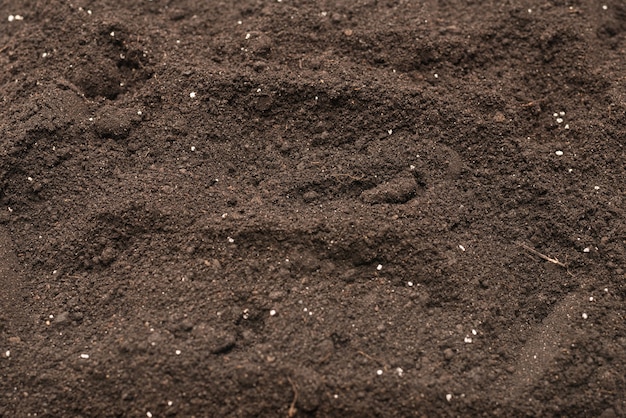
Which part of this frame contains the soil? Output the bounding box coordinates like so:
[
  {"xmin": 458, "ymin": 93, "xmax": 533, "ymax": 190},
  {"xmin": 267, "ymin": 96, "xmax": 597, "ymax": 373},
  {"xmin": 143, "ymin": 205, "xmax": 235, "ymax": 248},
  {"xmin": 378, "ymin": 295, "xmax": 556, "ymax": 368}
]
[{"xmin": 1, "ymin": 0, "xmax": 626, "ymax": 416}]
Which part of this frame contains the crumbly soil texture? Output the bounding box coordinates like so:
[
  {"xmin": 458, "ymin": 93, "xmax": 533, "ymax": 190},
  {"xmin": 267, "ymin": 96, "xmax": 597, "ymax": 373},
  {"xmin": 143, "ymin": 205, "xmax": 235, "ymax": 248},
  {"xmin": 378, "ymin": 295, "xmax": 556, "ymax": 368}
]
[{"xmin": 1, "ymin": 0, "xmax": 626, "ymax": 416}]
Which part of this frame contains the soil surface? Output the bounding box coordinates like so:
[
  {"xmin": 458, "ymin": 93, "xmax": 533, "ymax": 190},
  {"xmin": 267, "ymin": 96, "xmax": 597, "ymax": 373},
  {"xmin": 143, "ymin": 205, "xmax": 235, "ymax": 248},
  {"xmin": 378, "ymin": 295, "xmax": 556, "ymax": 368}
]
[{"xmin": 1, "ymin": 0, "xmax": 626, "ymax": 416}]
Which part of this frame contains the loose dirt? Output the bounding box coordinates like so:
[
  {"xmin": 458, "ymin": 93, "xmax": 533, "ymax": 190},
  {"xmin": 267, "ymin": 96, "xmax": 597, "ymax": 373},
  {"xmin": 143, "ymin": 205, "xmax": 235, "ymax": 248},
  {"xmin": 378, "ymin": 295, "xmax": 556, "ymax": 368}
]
[{"xmin": 1, "ymin": 0, "xmax": 625, "ymax": 416}]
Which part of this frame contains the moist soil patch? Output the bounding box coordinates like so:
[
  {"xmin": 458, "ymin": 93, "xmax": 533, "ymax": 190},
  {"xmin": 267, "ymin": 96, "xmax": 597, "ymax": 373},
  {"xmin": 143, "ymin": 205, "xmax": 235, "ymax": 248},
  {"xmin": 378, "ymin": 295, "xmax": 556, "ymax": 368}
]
[{"xmin": 1, "ymin": 0, "xmax": 626, "ymax": 416}]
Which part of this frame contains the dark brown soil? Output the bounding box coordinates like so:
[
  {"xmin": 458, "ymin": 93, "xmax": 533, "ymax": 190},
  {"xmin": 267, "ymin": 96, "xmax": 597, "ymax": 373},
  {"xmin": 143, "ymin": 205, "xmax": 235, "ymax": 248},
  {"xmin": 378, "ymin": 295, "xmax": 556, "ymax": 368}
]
[{"xmin": 1, "ymin": 0, "xmax": 626, "ymax": 416}]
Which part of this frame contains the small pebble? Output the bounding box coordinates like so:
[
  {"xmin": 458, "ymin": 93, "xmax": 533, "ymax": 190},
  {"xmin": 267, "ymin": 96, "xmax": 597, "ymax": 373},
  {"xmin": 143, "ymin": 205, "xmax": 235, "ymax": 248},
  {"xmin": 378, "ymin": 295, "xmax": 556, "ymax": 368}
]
[
  {"xmin": 582, "ymin": 313, "xmax": 588, "ymax": 320},
  {"xmin": 464, "ymin": 337, "xmax": 473, "ymax": 343},
  {"xmin": 80, "ymin": 354, "xmax": 89, "ymax": 359},
  {"xmin": 555, "ymin": 150, "xmax": 563, "ymax": 156},
  {"xmin": 459, "ymin": 245, "xmax": 466, "ymax": 252},
  {"xmin": 407, "ymin": 281, "xmax": 413, "ymax": 287},
  {"xmin": 583, "ymin": 247, "xmax": 590, "ymax": 253},
  {"xmin": 376, "ymin": 369, "xmax": 383, "ymax": 376},
  {"xmin": 189, "ymin": 92, "xmax": 197, "ymax": 98},
  {"xmin": 269, "ymin": 309, "xmax": 277, "ymax": 316},
  {"xmin": 446, "ymin": 394, "xmax": 452, "ymax": 402},
  {"xmin": 376, "ymin": 264, "xmax": 383, "ymax": 271},
  {"xmin": 175, "ymin": 350, "xmax": 181, "ymax": 355},
  {"xmin": 5, "ymin": 350, "xmax": 10, "ymax": 357}
]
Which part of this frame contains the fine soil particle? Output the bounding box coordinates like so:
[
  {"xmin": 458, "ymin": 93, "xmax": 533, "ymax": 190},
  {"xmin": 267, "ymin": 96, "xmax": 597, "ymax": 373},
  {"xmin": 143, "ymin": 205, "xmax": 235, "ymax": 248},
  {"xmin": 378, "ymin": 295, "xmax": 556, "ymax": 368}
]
[{"xmin": 1, "ymin": 0, "xmax": 626, "ymax": 417}]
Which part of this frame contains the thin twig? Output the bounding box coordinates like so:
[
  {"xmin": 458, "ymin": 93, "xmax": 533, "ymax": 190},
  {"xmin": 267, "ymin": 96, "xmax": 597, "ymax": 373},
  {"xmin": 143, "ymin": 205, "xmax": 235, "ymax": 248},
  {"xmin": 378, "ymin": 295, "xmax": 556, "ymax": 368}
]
[
  {"xmin": 287, "ymin": 377, "xmax": 298, "ymax": 418},
  {"xmin": 357, "ymin": 350, "xmax": 384, "ymax": 367},
  {"xmin": 516, "ymin": 242, "xmax": 567, "ymax": 268}
]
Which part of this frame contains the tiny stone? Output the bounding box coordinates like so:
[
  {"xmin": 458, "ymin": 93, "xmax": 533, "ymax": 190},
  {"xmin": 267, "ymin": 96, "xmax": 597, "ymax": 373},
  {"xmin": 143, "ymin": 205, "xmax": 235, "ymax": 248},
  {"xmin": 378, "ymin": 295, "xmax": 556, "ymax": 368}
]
[
  {"xmin": 464, "ymin": 337, "xmax": 473, "ymax": 343},
  {"xmin": 5, "ymin": 350, "xmax": 10, "ymax": 357},
  {"xmin": 269, "ymin": 309, "xmax": 277, "ymax": 316},
  {"xmin": 556, "ymin": 118, "xmax": 563, "ymax": 124},
  {"xmin": 189, "ymin": 92, "xmax": 197, "ymax": 98},
  {"xmin": 446, "ymin": 394, "xmax": 452, "ymax": 402},
  {"xmin": 583, "ymin": 247, "xmax": 590, "ymax": 253},
  {"xmin": 582, "ymin": 313, "xmax": 588, "ymax": 319},
  {"xmin": 376, "ymin": 264, "xmax": 383, "ymax": 271},
  {"xmin": 376, "ymin": 369, "xmax": 383, "ymax": 376},
  {"xmin": 407, "ymin": 281, "xmax": 413, "ymax": 287},
  {"xmin": 175, "ymin": 349, "xmax": 181, "ymax": 355},
  {"xmin": 80, "ymin": 354, "xmax": 89, "ymax": 359},
  {"xmin": 555, "ymin": 150, "xmax": 563, "ymax": 156}
]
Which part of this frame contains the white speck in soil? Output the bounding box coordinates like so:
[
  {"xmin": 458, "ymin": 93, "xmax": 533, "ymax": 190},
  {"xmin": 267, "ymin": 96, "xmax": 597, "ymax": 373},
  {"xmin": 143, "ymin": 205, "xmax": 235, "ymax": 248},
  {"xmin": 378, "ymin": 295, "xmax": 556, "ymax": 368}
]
[
  {"xmin": 80, "ymin": 354, "xmax": 89, "ymax": 359},
  {"xmin": 376, "ymin": 369, "xmax": 383, "ymax": 376},
  {"xmin": 270, "ymin": 309, "xmax": 277, "ymax": 316},
  {"xmin": 167, "ymin": 401, "xmax": 173, "ymax": 406},
  {"xmin": 175, "ymin": 350, "xmax": 181, "ymax": 355},
  {"xmin": 227, "ymin": 236, "xmax": 234, "ymax": 243},
  {"xmin": 589, "ymin": 297, "xmax": 594, "ymax": 301},
  {"xmin": 396, "ymin": 367, "xmax": 403, "ymax": 376},
  {"xmin": 446, "ymin": 394, "xmax": 452, "ymax": 402},
  {"xmin": 555, "ymin": 150, "xmax": 563, "ymax": 156},
  {"xmin": 556, "ymin": 118, "xmax": 563, "ymax": 123},
  {"xmin": 189, "ymin": 91, "xmax": 196, "ymax": 98},
  {"xmin": 459, "ymin": 245, "xmax": 465, "ymax": 252},
  {"xmin": 471, "ymin": 329, "xmax": 477, "ymax": 335},
  {"xmin": 594, "ymin": 186, "xmax": 600, "ymax": 190},
  {"xmin": 190, "ymin": 146, "xmax": 196, "ymax": 151},
  {"xmin": 582, "ymin": 313, "xmax": 588, "ymax": 319},
  {"xmin": 376, "ymin": 264, "xmax": 383, "ymax": 271},
  {"xmin": 147, "ymin": 412, "xmax": 152, "ymax": 418},
  {"xmin": 464, "ymin": 337, "xmax": 473, "ymax": 343},
  {"xmin": 407, "ymin": 281, "xmax": 413, "ymax": 287},
  {"xmin": 583, "ymin": 247, "xmax": 590, "ymax": 253},
  {"xmin": 5, "ymin": 350, "xmax": 10, "ymax": 357},
  {"xmin": 387, "ymin": 129, "xmax": 393, "ymax": 135}
]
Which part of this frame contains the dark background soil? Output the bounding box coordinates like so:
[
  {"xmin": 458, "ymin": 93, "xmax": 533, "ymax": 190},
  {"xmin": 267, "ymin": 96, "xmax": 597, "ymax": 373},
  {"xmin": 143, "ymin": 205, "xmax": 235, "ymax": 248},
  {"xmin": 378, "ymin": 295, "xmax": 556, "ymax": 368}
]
[{"xmin": 1, "ymin": 0, "xmax": 626, "ymax": 416}]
